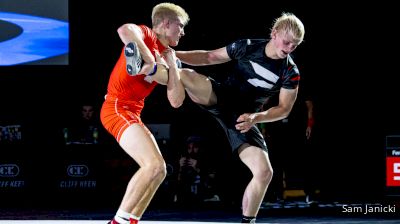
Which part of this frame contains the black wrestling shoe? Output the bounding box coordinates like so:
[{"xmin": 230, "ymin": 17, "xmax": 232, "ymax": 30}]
[{"xmin": 124, "ymin": 42, "xmax": 142, "ymax": 76}]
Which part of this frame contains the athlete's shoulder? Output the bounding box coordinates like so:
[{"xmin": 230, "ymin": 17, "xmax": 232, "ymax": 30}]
[
  {"xmin": 137, "ymin": 25, "xmax": 153, "ymax": 38},
  {"xmin": 286, "ymin": 54, "xmax": 297, "ymax": 67},
  {"xmin": 284, "ymin": 55, "xmax": 300, "ymax": 77},
  {"xmin": 230, "ymin": 38, "xmax": 265, "ymax": 47},
  {"xmin": 137, "ymin": 24, "xmax": 150, "ymax": 30},
  {"xmin": 228, "ymin": 39, "xmax": 266, "ymax": 58},
  {"xmin": 246, "ymin": 39, "xmax": 267, "ymax": 45}
]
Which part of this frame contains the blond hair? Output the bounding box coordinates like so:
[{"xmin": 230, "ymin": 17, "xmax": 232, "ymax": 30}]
[
  {"xmin": 151, "ymin": 2, "xmax": 190, "ymax": 27},
  {"xmin": 272, "ymin": 12, "xmax": 305, "ymax": 44}
]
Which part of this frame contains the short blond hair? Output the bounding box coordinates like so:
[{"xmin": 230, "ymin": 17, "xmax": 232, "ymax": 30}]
[
  {"xmin": 272, "ymin": 12, "xmax": 305, "ymax": 44},
  {"xmin": 152, "ymin": 2, "xmax": 190, "ymax": 27}
]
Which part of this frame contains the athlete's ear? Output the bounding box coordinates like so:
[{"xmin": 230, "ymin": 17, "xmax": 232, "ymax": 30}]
[
  {"xmin": 163, "ymin": 18, "xmax": 170, "ymax": 28},
  {"xmin": 271, "ymin": 29, "xmax": 277, "ymax": 39}
]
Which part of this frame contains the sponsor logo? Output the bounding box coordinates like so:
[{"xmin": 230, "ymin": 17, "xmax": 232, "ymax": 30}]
[
  {"xmin": 0, "ymin": 164, "xmax": 20, "ymax": 177},
  {"xmin": 67, "ymin": 164, "xmax": 89, "ymax": 177}
]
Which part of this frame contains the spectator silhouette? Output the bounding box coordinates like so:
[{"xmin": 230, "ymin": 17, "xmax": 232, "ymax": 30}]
[
  {"xmin": 174, "ymin": 135, "xmax": 220, "ymax": 207},
  {"xmin": 63, "ymin": 102, "xmax": 103, "ymax": 145}
]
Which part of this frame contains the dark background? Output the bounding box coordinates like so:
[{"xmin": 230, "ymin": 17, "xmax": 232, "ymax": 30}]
[{"xmin": 0, "ymin": 0, "xmax": 398, "ymax": 210}]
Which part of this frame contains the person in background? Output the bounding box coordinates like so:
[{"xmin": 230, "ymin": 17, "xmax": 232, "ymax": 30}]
[
  {"xmin": 64, "ymin": 102, "xmax": 103, "ymax": 145},
  {"xmin": 174, "ymin": 135, "xmax": 221, "ymax": 206},
  {"xmin": 261, "ymin": 77, "xmax": 318, "ymax": 205},
  {"xmin": 175, "ymin": 136, "xmax": 203, "ymax": 206}
]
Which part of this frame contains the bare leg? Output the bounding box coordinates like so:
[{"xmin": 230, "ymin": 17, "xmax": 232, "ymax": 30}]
[
  {"xmin": 179, "ymin": 68, "xmax": 217, "ymax": 106},
  {"xmin": 131, "ymin": 180, "xmax": 158, "ymax": 217},
  {"xmin": 238, "ymin": 144, "xmax": 273, "ymax": 217},
  {"xmin": 118, "ymin": 124, "xmax": 167, "ymax": 216},
  {"xmin": 151, "ymin": 65, "xmax": 216, "ymax": 106},
  {"xmin": 149, "ymin": 63, "xmax": 169, "ymax": 85}
]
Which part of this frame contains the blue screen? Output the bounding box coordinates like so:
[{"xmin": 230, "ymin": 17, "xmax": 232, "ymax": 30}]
[{"xmin": 0, "ymin": 0, "xmax": 69, "ymax": 65}]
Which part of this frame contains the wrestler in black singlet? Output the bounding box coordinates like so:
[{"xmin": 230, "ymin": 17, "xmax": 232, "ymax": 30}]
[{"xmin": 202, "ymin": 39, "xmax": 300, "ymax": 152}]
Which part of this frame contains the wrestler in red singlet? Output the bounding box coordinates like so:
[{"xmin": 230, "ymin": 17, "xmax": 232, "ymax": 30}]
[{"xmin": 100, "ymin": 25, "xmax": 166, "ymax": 142}]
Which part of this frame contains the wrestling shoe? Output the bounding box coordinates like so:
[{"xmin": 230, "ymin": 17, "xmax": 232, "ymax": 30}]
[{"xmin": 125, "ymin": 42, "xmax": 142, "ymax": 76}]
